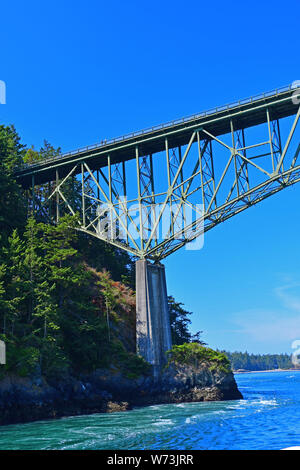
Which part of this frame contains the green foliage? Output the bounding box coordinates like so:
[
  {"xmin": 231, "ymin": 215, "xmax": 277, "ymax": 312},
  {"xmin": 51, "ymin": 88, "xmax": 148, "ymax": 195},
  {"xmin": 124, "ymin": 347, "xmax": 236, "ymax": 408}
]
[
  {"xmin": 0, "ymin": 124, "xmax": 25, "ymax": 171},
  {"xmin": 0, "ymin": 213, "xmax": 139, "ymax": 379},
  {"xmin": 24, "ymin": 140, "xmax": 61, "ymax": 164},
  {"xmin": 0, "ymin": 126, "xmax": 205, "ymax": 383},
  {"xmin": 0, "ymin": 127, "xmax": 143, "ymax": 381},
  {"xmin": 23, "ymin": 147, "xmax": 41, "ymax": 164},
  {"xmin": 109, "ymin": 340, "xmax": 151, "ymax": 378},
  {"xmin": 77, "ymin": 233, "xmax": 135, "ymax": 288},
  {"xmin": 0, "ymin": 125, "xmax": 26, "ymax": 238},
  {"xmin": 166, "ymin": 343, "xmax": 231, "ymax": 374},
  {"xmin": 0, "ymin": 336, "xmax": 40, "ymax": 377},
  {"xmin": 168, "ymin": 296, "xmax": 206, "ymax": 345}
]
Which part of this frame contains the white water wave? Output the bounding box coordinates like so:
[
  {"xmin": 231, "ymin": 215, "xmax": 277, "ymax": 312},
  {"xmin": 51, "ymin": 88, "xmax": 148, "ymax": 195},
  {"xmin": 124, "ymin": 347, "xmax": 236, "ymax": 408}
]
[{"xmin": 153, "ymin": 419, "xmax": 174, "ymax": 426}]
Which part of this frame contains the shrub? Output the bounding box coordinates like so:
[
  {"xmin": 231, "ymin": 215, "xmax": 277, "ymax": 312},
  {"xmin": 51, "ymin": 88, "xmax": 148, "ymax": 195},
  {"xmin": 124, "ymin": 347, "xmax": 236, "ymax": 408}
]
[
  {"xmin": 166, "ymin": 342, "xmax": 231, "ymax": 373},
  {"xmin": 110, "ymin": 340, "xmax": 151, "ymax": 379}
]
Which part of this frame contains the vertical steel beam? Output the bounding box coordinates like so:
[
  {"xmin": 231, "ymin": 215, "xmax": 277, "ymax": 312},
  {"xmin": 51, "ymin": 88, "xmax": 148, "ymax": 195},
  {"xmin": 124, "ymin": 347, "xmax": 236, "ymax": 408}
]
[
  {"xmin": 97, "ymin": 170, "xmax": 100, "ymax": 201},
  {"xmin": 197, "ymin": 131, "xmax": 206, "ymax": 212},
  {"xmin": 266, "ymin": 108, "xmax": 275, "ymax": 171},
  {"xmin": 136, "ymin": 145, "xmax": 144, "ymax": 253},
  {"xmin": 165, "ymin": 137, "xmax": 174, "ymax": 235},
  {"xmin": 56, "ymin": 170, "xmax": 60, "ymax": 223},
  {"xmin": 108, "ymin": 155, "xmax": 112, "ymax": 202},
  {"xmin": 31, "ymin": 174, "xmax": 35, "ymax": 215},
  {"xmin": 121, "ymin": 161, "xmax": 128, "ymax": 245},
  {"xmin": 107, "ymin": 155, "xmax": 114, "ymax": 239},
  {"xmin": 81, "ymin": 164, "xmax": 85, "ymax": 227},
  {"xmin": 276, "ymin": 119, "xmax": 282, "ymax": 154},
  {"xmin": 231, "ymin": 119, "xmax": 240, "ymax": 198}
]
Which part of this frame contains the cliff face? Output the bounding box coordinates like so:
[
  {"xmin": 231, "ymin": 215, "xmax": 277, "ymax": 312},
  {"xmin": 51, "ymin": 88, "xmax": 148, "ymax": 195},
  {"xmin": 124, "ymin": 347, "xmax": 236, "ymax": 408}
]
[
  {"xmin": 0, "ymin": 362, "xmax": 242, "ymax": 425},
  {"xmin": 153, "ymin": 363, "xmax": 243, "ymax": 403},
  {"xmin": 87, "ymin": 362, "xmax": 242, "ymax": 406}
]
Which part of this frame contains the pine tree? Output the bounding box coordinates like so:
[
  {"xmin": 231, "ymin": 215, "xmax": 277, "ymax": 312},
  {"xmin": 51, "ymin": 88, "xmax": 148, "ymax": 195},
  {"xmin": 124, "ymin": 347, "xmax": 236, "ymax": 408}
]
[
  {"xmin": 168, "ymin": 296, "xmax": 206, "ymax": 345},
  {"xmin": 0, "ymin": 125, "xmax": 26, "ymax": 238}
]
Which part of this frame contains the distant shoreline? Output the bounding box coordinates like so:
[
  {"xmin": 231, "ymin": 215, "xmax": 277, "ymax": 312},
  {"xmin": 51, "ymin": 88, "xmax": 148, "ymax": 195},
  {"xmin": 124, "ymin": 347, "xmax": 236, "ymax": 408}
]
[{"xmin": 234, "ymin": 369, "xmax": 300, "ymax": 374}]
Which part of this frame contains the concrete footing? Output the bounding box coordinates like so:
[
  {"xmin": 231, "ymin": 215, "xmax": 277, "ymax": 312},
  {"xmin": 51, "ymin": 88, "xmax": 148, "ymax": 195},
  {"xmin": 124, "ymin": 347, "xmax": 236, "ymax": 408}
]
[{"xmin": 136, "ymin": 260, "xmax": 172, "ymax": 376}]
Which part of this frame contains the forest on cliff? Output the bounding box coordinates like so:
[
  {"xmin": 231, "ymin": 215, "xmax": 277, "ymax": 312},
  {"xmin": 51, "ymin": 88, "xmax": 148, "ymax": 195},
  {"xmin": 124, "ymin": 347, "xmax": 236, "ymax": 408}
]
[{"xmin": 0, "ymin": 124, "xmax": 202, "ymax": 381}]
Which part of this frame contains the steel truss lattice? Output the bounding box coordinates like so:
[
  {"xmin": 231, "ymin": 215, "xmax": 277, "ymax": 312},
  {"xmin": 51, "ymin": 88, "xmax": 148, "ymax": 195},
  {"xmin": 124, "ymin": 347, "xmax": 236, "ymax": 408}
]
[{"xmin": 25, "ymin": 101, "xmax": 300, "ymax": 262}]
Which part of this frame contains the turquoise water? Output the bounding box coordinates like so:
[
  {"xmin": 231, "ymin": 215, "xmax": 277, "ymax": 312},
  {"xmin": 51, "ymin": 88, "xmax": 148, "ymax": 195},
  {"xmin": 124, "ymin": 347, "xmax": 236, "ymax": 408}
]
[{"xmin": 0, "ymin": 371, "xmax": 300, "ymax": 450}]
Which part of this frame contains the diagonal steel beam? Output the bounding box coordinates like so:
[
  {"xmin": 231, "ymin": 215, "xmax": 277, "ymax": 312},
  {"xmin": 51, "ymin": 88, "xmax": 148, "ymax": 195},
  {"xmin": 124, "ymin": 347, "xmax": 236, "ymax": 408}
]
[
  {"xmin": 143, "ymin": 131, "xmax": 197, "ymax": 252},
  {"xmin": 275, "ymin": 105, "xmax": 300, "ymax": 174}
]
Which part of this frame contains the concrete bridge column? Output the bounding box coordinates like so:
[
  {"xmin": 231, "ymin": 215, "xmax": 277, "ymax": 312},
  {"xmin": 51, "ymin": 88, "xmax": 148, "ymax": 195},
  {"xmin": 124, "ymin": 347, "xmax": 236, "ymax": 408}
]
[{"xmin": 136, "ymin": 260, "xmax": 172, "ymax": 376}]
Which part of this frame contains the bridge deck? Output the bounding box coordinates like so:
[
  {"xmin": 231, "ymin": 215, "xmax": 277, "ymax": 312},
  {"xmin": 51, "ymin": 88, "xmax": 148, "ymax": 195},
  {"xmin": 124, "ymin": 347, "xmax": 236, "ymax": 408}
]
[{"xmin": 15, "ymin": 85, "xmax": 299, "ymax": 188}]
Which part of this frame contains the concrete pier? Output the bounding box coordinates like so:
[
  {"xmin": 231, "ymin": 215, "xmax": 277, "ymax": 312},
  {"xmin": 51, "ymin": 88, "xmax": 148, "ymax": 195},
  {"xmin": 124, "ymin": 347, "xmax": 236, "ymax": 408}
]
[{"xmin": 136, "ymin": 260, "xmax": 172, "ymax": 376}]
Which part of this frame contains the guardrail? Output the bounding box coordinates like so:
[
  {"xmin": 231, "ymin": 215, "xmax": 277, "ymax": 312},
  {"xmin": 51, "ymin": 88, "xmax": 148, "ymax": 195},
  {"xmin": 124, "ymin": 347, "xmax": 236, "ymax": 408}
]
[{"xmin": 19, "ymin": 83, "xmax": 300, "ymax": 171}]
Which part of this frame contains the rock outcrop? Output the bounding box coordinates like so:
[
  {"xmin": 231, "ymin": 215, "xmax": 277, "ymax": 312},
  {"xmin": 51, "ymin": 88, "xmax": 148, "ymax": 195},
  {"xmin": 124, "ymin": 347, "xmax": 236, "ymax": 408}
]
[{"xmin": 0, "ymin": 362, "xmax": 242, "ymax": 425}]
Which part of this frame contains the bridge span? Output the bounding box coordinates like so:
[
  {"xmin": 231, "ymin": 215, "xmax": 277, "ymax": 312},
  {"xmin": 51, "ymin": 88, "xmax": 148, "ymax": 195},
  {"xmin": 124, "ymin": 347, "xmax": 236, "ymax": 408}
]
[
  {"xmin": 16, "ymin": 84, "xmax": 298, "ymax": 188},
  {"xmin": 14, "ymin": 84, "xmax": 300, "ymax": 374}
]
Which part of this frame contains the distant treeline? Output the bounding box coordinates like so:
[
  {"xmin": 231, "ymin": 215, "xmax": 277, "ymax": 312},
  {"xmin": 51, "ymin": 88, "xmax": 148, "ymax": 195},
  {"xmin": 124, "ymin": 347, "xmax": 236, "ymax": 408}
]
[{"xmin": 222, "ymin": 351, "xmax": 295, "ymax": 371}]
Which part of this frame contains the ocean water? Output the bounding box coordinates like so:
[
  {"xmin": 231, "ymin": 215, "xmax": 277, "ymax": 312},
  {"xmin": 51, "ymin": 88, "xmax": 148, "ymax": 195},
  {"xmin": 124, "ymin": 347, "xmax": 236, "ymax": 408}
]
[{"xmin": 0, "ymin": 370, "xmax": 299, "ymax": 450}]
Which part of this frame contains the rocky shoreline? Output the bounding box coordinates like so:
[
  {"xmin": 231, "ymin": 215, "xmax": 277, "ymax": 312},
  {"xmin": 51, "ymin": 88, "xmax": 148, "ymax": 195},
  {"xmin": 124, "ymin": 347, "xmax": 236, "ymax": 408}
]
[{"xmin": 0, "ymin": 362, "xmax": 242, "ymax": 426}]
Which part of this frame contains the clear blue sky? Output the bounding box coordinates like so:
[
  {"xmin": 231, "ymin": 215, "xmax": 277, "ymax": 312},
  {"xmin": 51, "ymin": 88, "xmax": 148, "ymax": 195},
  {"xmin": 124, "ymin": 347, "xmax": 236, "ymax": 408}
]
[{"xmin": 1, "ymin": 0, "xmax": 300, "ymax": 354}]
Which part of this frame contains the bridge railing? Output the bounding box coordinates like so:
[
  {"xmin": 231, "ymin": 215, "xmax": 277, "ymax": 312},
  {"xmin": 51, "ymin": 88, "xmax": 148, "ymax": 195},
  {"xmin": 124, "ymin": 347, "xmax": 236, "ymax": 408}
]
[{"xmin": 19, "ymin": 83, "xmax": 299, "ymax": 171}]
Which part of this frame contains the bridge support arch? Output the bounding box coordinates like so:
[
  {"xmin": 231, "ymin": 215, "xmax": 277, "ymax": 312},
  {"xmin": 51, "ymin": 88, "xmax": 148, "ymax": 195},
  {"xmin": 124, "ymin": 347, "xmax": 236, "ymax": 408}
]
[{"xmin": 136, "ymin": 260, "xmax": 172, "ymax": 376}]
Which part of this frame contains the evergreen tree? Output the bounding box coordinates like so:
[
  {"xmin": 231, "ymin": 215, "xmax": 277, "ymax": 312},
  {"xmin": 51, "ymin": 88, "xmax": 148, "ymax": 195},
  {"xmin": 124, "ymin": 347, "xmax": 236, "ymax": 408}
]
[
  {"xmin": 0, "ymin": 126, "xmax": 203, "ymax": 381},
  {"xmin": 0, "ymin": 125, "xmax": 26, "ymax": 239},
  {"xmin": 168, "ymin": 296, "xmax": 206, "ymax": 346}
]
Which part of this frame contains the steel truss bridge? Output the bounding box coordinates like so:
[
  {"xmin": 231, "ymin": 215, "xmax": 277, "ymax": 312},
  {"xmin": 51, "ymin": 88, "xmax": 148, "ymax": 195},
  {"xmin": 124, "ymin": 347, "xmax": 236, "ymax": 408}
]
[{"xmin": 15, "ymin": 84, "xmax": 300, "ymax": 262}]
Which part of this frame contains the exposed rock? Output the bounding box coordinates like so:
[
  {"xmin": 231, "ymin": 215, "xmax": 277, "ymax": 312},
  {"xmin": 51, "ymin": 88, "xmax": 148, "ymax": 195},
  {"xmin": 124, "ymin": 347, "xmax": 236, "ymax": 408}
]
[
  {"xmin": 106, "ymin": 401, "xmax": 130, "ymax": 413},
  {"xmin": 0, "ymin": 361, "xmax": 242, "ymax": 425}
]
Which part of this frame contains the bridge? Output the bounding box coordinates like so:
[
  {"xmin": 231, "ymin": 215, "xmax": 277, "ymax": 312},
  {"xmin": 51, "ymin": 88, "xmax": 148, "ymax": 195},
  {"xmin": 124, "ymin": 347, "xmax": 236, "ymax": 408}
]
[{"xmin": 15, "ymin": 84, "xmax": 300, "ymax": 375}]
